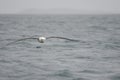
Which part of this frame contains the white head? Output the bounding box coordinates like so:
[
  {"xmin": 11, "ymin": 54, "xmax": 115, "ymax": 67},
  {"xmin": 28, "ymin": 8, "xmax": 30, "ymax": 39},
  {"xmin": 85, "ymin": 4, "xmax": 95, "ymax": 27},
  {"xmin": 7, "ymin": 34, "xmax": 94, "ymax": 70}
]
[{"xmin": 38, "ymin": 37, "xmax": 46, "ymax": 43}]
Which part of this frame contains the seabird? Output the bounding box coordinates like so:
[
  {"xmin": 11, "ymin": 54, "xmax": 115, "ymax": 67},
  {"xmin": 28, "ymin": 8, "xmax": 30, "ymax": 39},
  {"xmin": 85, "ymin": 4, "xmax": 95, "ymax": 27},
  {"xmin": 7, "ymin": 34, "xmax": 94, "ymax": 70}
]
[{"xmin": 1, "ymin": 36, "xmax": 79, "ymax": 48}]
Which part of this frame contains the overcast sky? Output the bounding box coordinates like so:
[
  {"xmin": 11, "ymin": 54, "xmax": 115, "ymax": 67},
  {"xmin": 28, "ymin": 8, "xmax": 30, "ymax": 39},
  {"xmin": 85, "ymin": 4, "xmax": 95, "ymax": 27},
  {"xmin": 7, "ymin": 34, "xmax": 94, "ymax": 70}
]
[{"xmin": 0, "ymin": 0, "xmax": 120, "ymax": 14}]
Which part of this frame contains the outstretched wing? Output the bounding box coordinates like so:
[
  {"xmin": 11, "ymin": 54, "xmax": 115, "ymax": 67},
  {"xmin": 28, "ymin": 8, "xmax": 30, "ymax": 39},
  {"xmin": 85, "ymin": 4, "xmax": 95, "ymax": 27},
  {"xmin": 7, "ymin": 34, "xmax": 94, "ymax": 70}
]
[
  {"xmin": 46, "ymin": 36, "xmax": 80, "ymax": 42},
  {"xmin": 4, "ymin": 37, "xmax": 37, "ymax": 46}
]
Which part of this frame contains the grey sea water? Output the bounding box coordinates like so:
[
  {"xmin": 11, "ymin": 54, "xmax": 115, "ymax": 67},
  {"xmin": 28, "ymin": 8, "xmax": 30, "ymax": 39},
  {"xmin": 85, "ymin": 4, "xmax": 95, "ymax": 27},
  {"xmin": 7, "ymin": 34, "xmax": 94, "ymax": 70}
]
[{"xmin": 0, "ymin": 14, "xmax": 120, "ymax": 80}]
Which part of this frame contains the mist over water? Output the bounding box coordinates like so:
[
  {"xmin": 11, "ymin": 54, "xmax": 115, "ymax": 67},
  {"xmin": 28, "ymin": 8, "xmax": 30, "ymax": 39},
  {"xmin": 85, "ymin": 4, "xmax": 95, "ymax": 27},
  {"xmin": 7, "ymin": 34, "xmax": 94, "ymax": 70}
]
[{"xmin": 0, "ymin": 14, "xmax": 120, "ymax": 80}]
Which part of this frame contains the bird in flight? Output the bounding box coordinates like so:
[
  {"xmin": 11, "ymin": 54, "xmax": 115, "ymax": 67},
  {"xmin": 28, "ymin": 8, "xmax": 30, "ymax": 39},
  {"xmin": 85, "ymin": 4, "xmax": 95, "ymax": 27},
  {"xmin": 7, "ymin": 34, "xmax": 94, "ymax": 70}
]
[{"xmin": 0, "ymin": 36, "xmax": 80, "ymax": 48}]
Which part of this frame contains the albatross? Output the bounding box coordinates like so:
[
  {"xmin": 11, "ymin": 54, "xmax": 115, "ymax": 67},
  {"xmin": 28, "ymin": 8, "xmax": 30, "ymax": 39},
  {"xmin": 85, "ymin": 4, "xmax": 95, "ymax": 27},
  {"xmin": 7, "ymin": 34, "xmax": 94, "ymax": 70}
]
[{"xmin": 3, "ymin": 36, "xmax": 80, "ymax": 47}]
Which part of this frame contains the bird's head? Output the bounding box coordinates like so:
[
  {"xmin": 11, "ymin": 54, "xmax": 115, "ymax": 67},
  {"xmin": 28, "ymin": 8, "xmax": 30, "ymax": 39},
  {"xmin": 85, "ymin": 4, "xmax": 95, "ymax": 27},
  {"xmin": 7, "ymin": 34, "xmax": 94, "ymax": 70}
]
[{"xmin": 38, "ymin": 37, "xmax": 46, "ymax": 43}]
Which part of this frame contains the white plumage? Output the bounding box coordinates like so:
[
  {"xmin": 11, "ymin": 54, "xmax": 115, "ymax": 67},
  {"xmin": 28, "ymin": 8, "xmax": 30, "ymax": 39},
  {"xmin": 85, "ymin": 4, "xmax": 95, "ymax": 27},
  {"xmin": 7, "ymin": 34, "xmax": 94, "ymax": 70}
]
[{"xmin": 38, "ymin": 37, "xmax": 46, "ymax": 43}]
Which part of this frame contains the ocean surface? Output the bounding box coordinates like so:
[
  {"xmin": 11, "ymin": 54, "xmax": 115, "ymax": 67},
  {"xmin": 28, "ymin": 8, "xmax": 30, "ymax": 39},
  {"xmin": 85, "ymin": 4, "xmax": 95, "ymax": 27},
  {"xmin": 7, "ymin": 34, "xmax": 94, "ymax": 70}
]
[{"xmin": 0, "ymin": 14, "xmax": 120, "ymax": 80}]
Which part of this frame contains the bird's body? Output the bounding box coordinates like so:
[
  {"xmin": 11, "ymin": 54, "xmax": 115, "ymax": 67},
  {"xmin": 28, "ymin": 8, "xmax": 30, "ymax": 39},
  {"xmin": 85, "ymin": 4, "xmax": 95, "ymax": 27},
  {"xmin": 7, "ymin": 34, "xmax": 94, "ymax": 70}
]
[{"xmin": 38, "ymin": 37, "xmax": 46, "ymax": 43}]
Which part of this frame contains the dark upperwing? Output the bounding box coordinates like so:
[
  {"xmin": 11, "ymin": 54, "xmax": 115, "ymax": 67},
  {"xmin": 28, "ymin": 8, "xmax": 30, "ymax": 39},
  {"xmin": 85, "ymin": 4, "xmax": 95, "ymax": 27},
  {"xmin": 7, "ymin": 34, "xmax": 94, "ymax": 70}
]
[
  {"xmin": 3, "ymin": 37, "xmax": 37, "ymax": 47},
  {"xmin": 46, "ymin": 36, "xmax": 80, "ymax": 42}
]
